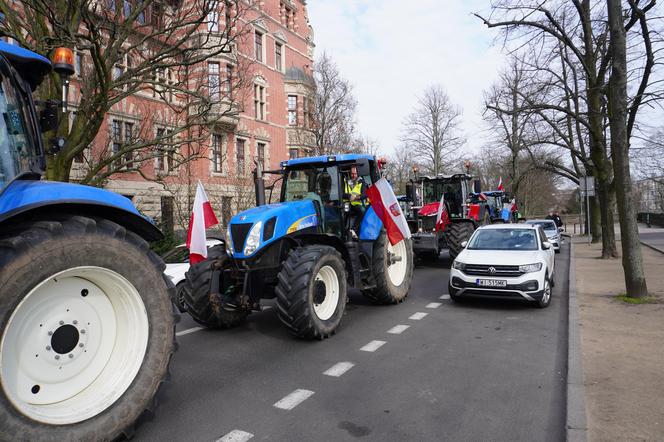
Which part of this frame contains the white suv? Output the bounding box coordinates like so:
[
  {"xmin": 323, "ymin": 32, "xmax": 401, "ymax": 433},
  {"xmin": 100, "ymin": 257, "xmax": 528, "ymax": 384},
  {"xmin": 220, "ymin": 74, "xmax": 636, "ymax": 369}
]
[{"xmin": 448, "ymin": 224, "xmax": 555, "ymax": 308}]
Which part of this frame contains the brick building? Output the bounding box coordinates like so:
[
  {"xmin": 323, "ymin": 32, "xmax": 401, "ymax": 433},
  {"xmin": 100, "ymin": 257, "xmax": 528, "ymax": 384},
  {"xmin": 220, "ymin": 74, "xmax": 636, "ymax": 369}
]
[{"xmin": 68, "ymin": 0, "xmax": 316, "ymax": 234}]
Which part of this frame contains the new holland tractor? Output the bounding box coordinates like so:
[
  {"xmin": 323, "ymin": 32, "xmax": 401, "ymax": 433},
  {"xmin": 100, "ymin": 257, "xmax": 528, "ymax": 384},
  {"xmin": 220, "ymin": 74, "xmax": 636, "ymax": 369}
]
[
  {"xmin": 0, "ymin": 43, "xmax": 175, "ymax": 440},
  {"xmin": 184, "ymin": 154, "xmax": 414, "ymax": 339},
  {"xmin": 405, "ymin": 173, "xmax": 480, "ymax": 260}
]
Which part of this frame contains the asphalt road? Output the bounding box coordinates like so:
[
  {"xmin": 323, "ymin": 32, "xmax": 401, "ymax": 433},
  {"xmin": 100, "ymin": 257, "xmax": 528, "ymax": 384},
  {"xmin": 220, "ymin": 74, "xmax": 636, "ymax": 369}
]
[{"xmin": 136, "ymin": 244, "xmax": 569, "ymax": 442}]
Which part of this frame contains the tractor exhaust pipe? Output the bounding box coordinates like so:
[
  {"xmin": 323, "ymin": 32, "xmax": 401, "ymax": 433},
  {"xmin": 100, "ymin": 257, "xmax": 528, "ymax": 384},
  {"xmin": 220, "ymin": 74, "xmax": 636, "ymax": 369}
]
[{"xmin": 254, "ymin": 161, "xmax": 266, "ymax": 206}]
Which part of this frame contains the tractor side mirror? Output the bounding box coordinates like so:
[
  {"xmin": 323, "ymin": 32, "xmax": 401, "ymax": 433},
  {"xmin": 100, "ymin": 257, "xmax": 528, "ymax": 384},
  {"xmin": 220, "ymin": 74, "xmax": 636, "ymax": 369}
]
[
  {"xmin": 356, "ymin": 158, "xmax": 370, "ymax": 177},
  {"xmin": 38, "ymin": 100, "xmax": 59, "ymax": 133},
  {"xmin": 405, "ymin": 182, "xmax": 416, "ymax": 203},
  {"xmin": 473, "ymin": 180, "xmax": 482, "ymax": 194}
]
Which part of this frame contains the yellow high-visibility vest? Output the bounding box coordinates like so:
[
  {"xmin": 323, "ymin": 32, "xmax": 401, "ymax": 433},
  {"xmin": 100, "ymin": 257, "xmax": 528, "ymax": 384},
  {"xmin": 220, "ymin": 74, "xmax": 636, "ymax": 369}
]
[{"xmin": 345, "ymin": 181, "xmax": 363, "ymax": 206}]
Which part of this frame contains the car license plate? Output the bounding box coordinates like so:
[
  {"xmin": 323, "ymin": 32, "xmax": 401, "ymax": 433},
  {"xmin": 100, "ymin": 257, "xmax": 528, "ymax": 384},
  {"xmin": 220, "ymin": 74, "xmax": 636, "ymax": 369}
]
[{"xmin": 476, "ymin": 279, "xmax": 507, "ymax": 287}]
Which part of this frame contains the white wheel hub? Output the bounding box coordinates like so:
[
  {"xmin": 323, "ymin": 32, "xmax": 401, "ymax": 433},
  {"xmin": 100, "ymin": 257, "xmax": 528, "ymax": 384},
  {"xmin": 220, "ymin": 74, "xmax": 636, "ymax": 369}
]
[
  {"xmin": 1, "ymin": 267, "xmax": 149, "ymax": 425},
  {"xmin": 387, "ymin": 240, "xmax": 408, "ymax": 287},
  {"xmin": 312, "ymin": 265, "xmax": 339, "ymax": 321}
]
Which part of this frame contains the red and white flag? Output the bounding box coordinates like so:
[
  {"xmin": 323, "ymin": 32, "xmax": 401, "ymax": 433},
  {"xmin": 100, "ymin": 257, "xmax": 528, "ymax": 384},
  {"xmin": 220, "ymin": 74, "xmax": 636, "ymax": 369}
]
[
  {"xmin": 435, "ymin": 194, "xmax": 450, "ymax": 231},
  {"xmin": 366, "ymin": 178, "xmax": 411, "ymax": 245},
  {"xmin": 497, "ymin": 177, "xmax": 504, "ymax": 191},
  {"xmin": 186, "ymin": 181, "xmax": 219, "ymax": 264}
]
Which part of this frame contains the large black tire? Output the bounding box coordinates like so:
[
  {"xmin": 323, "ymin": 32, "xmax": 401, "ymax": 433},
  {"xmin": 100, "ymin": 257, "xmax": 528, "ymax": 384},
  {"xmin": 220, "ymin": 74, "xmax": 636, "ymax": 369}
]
[
  {"xmin": 446, "ymin": 222, "xmax": 475, "ymax": 260},
  {"xmin": 276, "ymin": 245, "xmax": 347, "ymax": 339},
  {"xmin": 0, "ymin": 215, "xmax": 176, "ymax": 442},
  {"xmin": 183, "ymin": 244, "xmax": 248, "ymax": 329},
  {"xmin": 363, "ymin": 231, "xmax": 414, "ymax": 304}
]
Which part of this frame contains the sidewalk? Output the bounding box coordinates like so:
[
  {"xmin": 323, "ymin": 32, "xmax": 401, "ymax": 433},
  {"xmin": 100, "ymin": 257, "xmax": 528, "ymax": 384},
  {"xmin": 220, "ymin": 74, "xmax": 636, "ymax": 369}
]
[{"xmin": 574, "ymin": 238, "xmax": 664, "ymax": 441}]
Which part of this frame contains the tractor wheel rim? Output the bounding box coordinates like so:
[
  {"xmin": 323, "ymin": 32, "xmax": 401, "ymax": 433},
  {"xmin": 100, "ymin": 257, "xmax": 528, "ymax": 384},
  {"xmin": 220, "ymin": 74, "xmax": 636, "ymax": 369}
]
[
  {"xmin": 387, "ymin": 240, "xmax": 407, "ymax": 287},
  {"xmin": 0, "ymin": 266, "xmax": 149, "ymax": 425},
  {"xmin": 312, "ymin": 265, "xmax": 339, "ymax": 321}
]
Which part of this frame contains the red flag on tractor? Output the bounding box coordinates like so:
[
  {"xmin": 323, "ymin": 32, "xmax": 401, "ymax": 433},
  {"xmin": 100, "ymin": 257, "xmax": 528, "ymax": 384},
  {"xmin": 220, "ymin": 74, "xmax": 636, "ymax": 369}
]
[
  {"xmin": 186, "ymin": 181, "xmax": 219, "ymax": 264},
  {"xmin": 497, "ymin": 177, "xmax": 504, "ymax": 191}
]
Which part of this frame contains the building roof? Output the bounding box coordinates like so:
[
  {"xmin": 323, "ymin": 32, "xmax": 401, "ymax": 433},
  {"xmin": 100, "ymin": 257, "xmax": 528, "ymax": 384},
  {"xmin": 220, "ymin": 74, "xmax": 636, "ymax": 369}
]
[
  {"xmin": 0, "ymin": 41, "xmax": 51, "ymax": 90},
  {"xmin": 284, "ymin": 66, "xmax": 314, "ymax": 86}
]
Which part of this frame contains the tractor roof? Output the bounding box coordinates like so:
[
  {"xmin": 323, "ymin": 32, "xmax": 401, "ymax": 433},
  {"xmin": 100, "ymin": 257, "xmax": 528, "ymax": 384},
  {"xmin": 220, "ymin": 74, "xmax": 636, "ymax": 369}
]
[
  {"xmin": 281, "ymin": 153, "xmax": 375, "ymax": 168},
  {"xmin": 418, "ymin": 173, "xmax": 472, "ymax": 182},
  {"xmin": 0, "ymin": 41, "xmax": 51, "ymax": 90}
]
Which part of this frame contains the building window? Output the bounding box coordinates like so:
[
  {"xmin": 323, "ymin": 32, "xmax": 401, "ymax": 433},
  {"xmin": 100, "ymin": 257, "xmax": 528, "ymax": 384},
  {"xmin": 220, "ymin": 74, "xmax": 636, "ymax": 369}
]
[
  {"xmin": 124, "ymin": 122, "xmax": 134, "ymax": 168},
  {"xmin": 208, "ymin": 62, "xmax": 220, "ymax": 100},
  {"xmin": 212, "ymin": 134, "xmax": 224, "ymax": 173},
  {"xmin": 255, "ymin": 31, "xmax": 263, "ymax": 62},
  {"xmin": 207, "ymin": 4, "xmax": 219, "ymax": 32},
  {"xmin": 224, "ymin": 1, "xmax": 232, "ymax": 30},
  {"xmin": 154, "ymin": 67, "xmax": 176, "ymax": 102},
  {"xmin": 236, "ymin": 138, "xmax": 245, "ymax": 176},
  {"xmin": 289, "ymin": 148, "xmax": 298, "ymax": 159},
  {"xmin": 280, "ymin": 2, "xmax": 295, "ymax": 30},
  {"xmin": 288, "ymin": 95, "xmax": 297, "ymax": 126},
  {"xmin": 275, "ymin": 42, "xmax": 282, "ymax": 71},
  {"xmin": 257, "ymin": 142, "xmax": 265, "ymax": 170},
  {"xmin": 254, "ymin": 85, "xmax": 266, "ymax": 120},
  {"xmin": 225, "ymin": 64, "xmax": 233, "ymax": 96},
  {"xmin": 156, "ymin": 127, "xmax": 175, "ymax": 173},
  {"xmin": 111, "ymin": 119, "xmax": 134, "ymax": 169},
  {"xmin": 75, "ymin": 52, "xmax": 83, "ymax": 77}
]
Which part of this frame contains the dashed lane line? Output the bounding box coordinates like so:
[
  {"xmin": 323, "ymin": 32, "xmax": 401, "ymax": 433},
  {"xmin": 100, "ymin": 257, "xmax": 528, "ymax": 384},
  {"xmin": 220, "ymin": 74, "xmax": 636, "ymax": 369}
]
[
  {"xmin": 387, "ymin": 324, "xmax": 410, "ymax": 334},
  {"xmin": 323, "ymin": 362, "xmax": 355, "ymax": 377},
  {"xmin": 409, "ymin": 312, "xmax": 428, "ymax": 320},
  {"xmin": 176, "ymin": 327, "xmax": 204, "ymax": 337},
  {"xmin": 426, "ymin": 302, "xmax": 442, "ymax": 309},
  {"xmin": 216, "ymin": 429, "xmax": 254, "ymax": 442},
  {"xmin": 439, "ymin": 294, "xmax": 451, "ymax": 300},
  {"xmin": 360, "ymin": 340, "xmax": 386, "ymax": 352},
  {"xmin": 273, "ymin": 389, "xmax": 315, "ymax": 410}
]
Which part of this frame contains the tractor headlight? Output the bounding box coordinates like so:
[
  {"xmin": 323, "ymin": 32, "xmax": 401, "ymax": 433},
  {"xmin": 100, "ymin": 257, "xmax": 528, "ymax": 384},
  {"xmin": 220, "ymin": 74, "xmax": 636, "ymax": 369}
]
[
  {"xmin": 519, "ymin": 263, "xmax": 542, "ymax": 273},
  {"xmin": 243, "ymin": 221, "xmax": 262, "ymax": 256},
  {"xmin": 452, "ymin": 261, "xmax": 466, "ymax": 271},
  {"xmin": 226, "ymin": 224, "xmax": 234, "ymax": 256}
]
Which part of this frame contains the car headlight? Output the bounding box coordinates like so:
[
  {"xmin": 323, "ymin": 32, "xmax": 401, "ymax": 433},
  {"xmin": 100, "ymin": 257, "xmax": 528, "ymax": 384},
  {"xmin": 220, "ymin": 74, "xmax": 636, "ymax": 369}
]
[
  {"xmin": 243, "ymin": 221, "xmax": 262, "ymax": 256},
  {"xmin": 452, "ymin": 261, "xmax": 466, "ymax": 271},
  {"xmin": 226, "ymin": 224, "xmax": 234, "ymax": 255},
  {"xmin": 519, "ymin": 263, "xmax": 542, "ymax": 273}
]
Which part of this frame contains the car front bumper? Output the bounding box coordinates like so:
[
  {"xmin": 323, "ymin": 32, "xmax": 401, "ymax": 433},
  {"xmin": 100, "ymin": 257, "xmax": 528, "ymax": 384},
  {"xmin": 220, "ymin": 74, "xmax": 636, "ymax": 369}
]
[{"xmin": 448, "ymin": 268, "xmax": 547, "ymax": 302}]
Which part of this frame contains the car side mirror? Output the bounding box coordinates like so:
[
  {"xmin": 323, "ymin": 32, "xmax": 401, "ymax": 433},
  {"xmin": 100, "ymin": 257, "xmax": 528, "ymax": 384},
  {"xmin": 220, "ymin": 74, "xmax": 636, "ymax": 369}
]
[
  {"xmin": 460, "ymin": 241, "xmax": 468, "ymax": 248},
  {"xmin": 542, "ymin": 242, "xmax": 552, "ymax": 250},
  {"xmin": 558, "ymin": 227, "xmax": 564, "ymax": 233}
]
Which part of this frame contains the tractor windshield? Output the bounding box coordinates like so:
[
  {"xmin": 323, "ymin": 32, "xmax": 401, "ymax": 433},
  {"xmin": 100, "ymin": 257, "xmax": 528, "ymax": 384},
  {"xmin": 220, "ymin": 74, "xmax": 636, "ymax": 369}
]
[
  {"xmin": 282, "ymin": 165, "xmax": 340, "ymax": 206},
  {"xmin": 422, "ymin": 180, "xmax": 461, "ymax": 204},
  {"xmin": 0, "ymin": 57, "xmax": 39, "ymax": 190}
]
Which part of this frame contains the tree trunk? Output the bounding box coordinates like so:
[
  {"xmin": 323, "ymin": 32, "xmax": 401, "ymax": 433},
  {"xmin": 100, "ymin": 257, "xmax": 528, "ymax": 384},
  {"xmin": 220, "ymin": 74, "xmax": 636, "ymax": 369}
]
[
  {"xmin": 590, "ymin": 196, "xmax": 601, "ymax": 243},
  {"xmin": 607, "ymin": 0, "xmax": 648, "ymax": 297}
]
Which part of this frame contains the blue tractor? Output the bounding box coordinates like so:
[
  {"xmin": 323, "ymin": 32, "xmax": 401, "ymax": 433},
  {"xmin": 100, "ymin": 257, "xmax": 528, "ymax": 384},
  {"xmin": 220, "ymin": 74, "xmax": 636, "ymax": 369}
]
[
  {"xmin": 184, "ymin": 154, "xmax": 414, "ymax": 339},
  {"xmin": 0, "ymin": 43, "xmax": 175, "ymax": 439}
]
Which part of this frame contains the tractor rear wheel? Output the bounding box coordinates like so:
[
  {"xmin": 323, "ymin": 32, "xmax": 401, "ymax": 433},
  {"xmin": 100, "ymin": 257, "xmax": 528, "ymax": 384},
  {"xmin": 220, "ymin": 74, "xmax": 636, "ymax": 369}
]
[
  {"xmin": 0, "ymin": 215, "xmax": 175, "ymax": 441},
  {"xmin": 364, "ymin": 231, "xmax": 413, "ymax": 304},
  {"xmin": 446, "ymin": 222, "xmax": 475, "ymax": 260},
  {"xmin": 183, "ymin": 244, "xmax": 248, "ymax": 329},
  {"xmin": 276, "ymin": 245, "xmax": 347, "ymax": 339}
]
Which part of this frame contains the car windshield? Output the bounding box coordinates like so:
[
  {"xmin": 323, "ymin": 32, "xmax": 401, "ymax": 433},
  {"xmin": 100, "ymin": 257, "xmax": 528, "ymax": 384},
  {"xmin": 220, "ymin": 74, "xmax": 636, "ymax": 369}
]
[
  {"xmin": 282, "ymin": 165, "xmax": 340, "ymax": 205},
  {"xmin": 468, "ymin": 228, "xmax": 539, "ymax": 251},
  {"xmin": 527, "ymin": 221, "xmax": 557, "ymax": 231},
  {"xmin": 0, "ymin": 57, "xmax": 38, "ymax": 191}
]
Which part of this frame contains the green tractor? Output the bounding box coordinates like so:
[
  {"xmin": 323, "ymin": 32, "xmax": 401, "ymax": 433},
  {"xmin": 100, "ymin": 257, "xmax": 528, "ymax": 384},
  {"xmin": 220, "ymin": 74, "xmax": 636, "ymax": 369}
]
[{"xmin": 184, "ymin": 154, "xmax": 414, "ymax": 339}]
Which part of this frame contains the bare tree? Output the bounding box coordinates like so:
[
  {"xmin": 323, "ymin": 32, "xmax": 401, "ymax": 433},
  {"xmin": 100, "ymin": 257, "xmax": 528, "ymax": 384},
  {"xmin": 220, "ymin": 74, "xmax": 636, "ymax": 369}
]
[
  {"xmin": 0, "ymin": 0, "xmax": 254, "ymax": 184},
  {"xmin": 383, "ymin": 147, "xmax": 415, "ymax": 195},
  {"xmin": 401, "ymin": 85, "xmax": 465, "ymax": 176}
]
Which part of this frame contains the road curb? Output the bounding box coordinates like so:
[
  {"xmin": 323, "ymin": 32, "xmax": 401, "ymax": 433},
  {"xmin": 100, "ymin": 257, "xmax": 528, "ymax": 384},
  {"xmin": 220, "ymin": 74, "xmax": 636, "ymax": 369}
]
[
  {"xmin": 566, "ymin": 240, "xmax": 588, "ymax": 441},
  {"xmin": 640, "ymin": 241, "xmax": 664, "ymax": 255}
]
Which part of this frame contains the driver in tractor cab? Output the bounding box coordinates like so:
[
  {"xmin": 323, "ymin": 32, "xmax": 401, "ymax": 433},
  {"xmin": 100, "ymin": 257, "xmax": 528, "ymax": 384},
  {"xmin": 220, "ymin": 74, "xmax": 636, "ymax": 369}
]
[{"xmin": 344, "ymin": 165, "xmax": 368, "ymax": 238}]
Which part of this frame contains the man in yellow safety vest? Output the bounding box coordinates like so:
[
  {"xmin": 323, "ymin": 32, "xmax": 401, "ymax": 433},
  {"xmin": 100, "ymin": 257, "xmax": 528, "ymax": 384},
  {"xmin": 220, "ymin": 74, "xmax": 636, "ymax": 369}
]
[{"xmin": 344, "ymin": 165, "xmax": 367, "ymax": 237}]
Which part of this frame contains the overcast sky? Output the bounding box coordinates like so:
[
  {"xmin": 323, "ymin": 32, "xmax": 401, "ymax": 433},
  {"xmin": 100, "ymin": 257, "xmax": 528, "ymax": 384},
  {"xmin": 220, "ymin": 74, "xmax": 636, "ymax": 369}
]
[{"xmin": 307, "ymin": 0, "xmax": 505, "ymax": 157}]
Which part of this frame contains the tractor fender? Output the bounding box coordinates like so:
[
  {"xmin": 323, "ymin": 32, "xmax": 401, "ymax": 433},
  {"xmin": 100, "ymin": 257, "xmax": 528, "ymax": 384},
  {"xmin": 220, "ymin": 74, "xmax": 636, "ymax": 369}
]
[
  {"xmin": 0, "ymin": 180, "xmax": 162, "ymax": 241},
  {"xmin": 359, "ymin": 206, "xmax": 383, "ymax": 241}
]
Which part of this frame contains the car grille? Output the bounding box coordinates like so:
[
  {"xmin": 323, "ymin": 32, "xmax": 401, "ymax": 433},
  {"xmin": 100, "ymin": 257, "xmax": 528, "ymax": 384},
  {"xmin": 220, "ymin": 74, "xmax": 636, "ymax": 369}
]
[
  {"xmin": 231, "ymin": 223, "xmax": 253, "ymax": 253},
  {"xmin": 463, "ymin": 264, "xmax": 523, "ymax": 277}
]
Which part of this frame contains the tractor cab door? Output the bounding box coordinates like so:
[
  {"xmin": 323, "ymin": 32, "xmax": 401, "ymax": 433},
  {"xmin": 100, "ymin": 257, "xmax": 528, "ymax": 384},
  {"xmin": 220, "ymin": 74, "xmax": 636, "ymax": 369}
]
[{"xmin": 339, "ymin": 160, "xmax": 375, "ymax": 238}]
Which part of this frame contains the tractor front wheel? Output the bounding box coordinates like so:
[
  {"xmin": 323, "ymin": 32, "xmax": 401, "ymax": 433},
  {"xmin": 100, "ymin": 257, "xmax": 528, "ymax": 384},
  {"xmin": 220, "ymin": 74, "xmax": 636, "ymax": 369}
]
[
  {"xmin": 446, "ymin": 222, "xmax": 475, "ymax": 260},
  {"xmin": 364, "ymin": 231, "xmax": 413, "ymax": 304},
  {"xmin": 0, "ymin": 216, "xmax": 175, "ymax": 441},
  {"xmin": 276, "ymin": 245, "xmax": 347, "ymax": 339}
]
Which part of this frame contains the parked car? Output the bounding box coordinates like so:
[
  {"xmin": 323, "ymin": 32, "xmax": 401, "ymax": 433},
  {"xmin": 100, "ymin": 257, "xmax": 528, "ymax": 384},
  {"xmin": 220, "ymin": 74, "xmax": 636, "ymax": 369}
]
[
  {"xmin": 525, "ymin": 219, "xmax": 562, "ymax": 253},
  {"xmin": 448, "ymin": 224, "xmax": 555, "ymax": 308},
  {"xmin": 163, "ymin": 239, "xmax": 223, "ymax": 312}
]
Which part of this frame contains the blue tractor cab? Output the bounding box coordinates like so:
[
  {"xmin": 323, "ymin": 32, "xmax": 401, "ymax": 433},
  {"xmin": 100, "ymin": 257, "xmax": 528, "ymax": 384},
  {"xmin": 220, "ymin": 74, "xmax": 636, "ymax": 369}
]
[
  {"xmin": 184, "ymin": 154, "xmax": 414, "ymax": 339},
  {"xmin": 0, "ymin": 42, "xmax": 174, "ymax": 440}
]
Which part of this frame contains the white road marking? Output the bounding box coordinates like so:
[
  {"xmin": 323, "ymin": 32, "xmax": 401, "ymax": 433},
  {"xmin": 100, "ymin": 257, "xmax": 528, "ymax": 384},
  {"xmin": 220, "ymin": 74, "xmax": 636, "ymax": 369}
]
[
  {"xmin": 273, "ymin": 389, "xmax": 315, "ymax": 410},
  {"xmin": 216, "ymin": 429, "xmax": 254, "ymax": 442},
  {"xmin": 323, "ymin": 362, "xmax": 355, "ymax": 377},
  {"xmin": 439, "ymin": 294, "xmax": 451, "ymax": 300},
  {"xmin": 426, "ymin": 302, "xmax": 442, "ymax": 309},
  {"xmin": 409, "ymin": 312, "xmax": 428, "ymax": 320},
  {"xmin": 360, "ymin": 340, "xmax": 386, "ymax": 352},
  {"xmin": 176, "ymin": 327, "xmax": 204, "ymax": 337},
  {"xmin": 387, "ymin": 324, "xmax": 410, "ymax": 334}
]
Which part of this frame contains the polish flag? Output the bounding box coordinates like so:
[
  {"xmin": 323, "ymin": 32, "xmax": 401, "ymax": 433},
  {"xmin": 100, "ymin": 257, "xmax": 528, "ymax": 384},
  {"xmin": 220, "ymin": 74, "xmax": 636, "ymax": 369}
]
[
  {"xmin": 435, "ymin": 194, "xmax": 450, "ymax": 231},
  {"xmin": 366, "ymin": 178, "xmax": 411, "ymax": 245},
  {"xmin": 497, "ymin": 177, "xmax": 504, "ymax": 191},
  {"xmin": 186, "ymin": 181, "xmax": 219, "ymax": 264}
]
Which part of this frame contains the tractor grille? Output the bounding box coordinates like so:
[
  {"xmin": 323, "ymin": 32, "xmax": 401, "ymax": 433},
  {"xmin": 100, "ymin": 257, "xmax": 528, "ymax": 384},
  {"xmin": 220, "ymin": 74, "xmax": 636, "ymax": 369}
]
[
  {"xmin": 231, "ymin": 223, "xmax": 253, "ymax": 253},
  {"xmin": 463, "ymin": 264, "xmax": 523, "ymax": 277}
]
